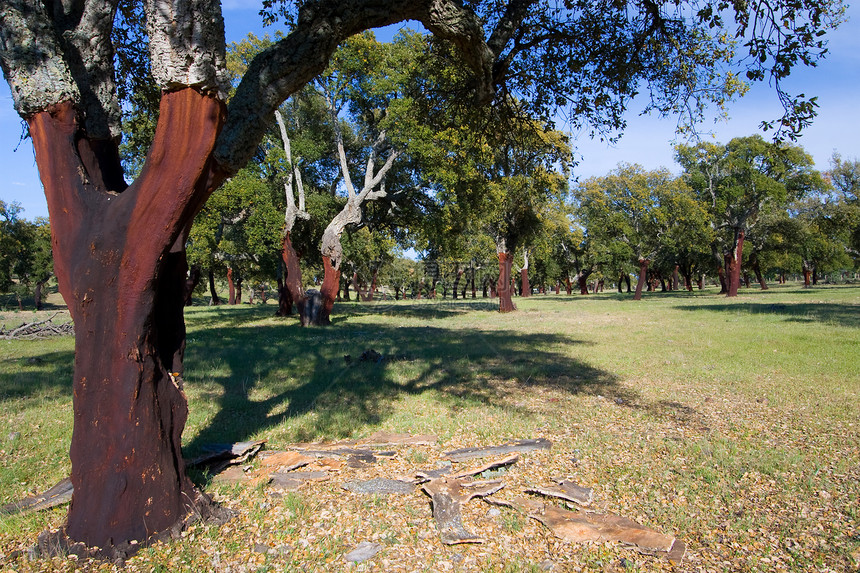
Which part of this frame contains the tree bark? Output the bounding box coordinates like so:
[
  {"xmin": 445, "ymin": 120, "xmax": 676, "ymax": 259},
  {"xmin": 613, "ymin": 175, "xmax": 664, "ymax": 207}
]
[
  {"xmin": 672, "ymin": 265, "xmax": 680, "ymax": 291},
  {"xmin": 34, "ymin": 278, "xmax": 49, "ymax": 310},
  {"xmin": 227, "ymin": 268, "xmax": 236, "ymax": 305},
  {"xmin": 753, "ymin": 260, "xmax": 768, "ymax": 290},
  {"xmin": 497, "ymin": 251, "xmax": 516, "ymax": 312},
  {"xmin": 208, "ymin": 269, "xmax": 221, "ymax": 305},
  {"xmin": 184, "ymin": 265, "xmax": 201, "ymax": 306},
  {"xmin": 726, "ymin": 228, "xmax": 744, "ymax": 297},
  {"xmin": 27, "ymin": 90, "xmax": 225, "ymax": 547},
  {"xmin": 520, "ymin": 249, "xmax": 530, "ymax": 297},
  {"xmin": 316, "ymin": 256, "xmax": 339, "ymax": 325},
  {"xmin": 577, "ymin": 271, "xmax": 590, "ymax": 295},
  {"xmin": 453, "ymin": 268, "xmax": 463, "ymax": 299},
  {"xmin": 633, "ymin": 259, "xmax": 650, "ymax": 300}
]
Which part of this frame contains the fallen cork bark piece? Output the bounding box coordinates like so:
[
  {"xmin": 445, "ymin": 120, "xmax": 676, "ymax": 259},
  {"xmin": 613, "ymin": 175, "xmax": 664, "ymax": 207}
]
[
  {"xmin": 342, "ymin": 478, "xmax": 416, "ymax": 495},
  {"xmin": 450, "ymin": 454, "xmax": 519, "ymax": 479},
  {"xmin": 444, "ymin": 438, "xmax": 552, "ymax": 462},
  {"xmin": 0, "ymin": 477, "xmax": 73, "ymax": 516},
  {"xmin": 422, "ymin": 478, "xmax": 505, "ymax": 544},
  {"xmin": 356, "ymin": 431, "xmax": 438, "ymax": 446},
  {"xmin": 187, "ymin": 440, "xmax": 266, "ymax": 473},
  {"xmin": 270, "ymin": 470, "xmax": 329, "ymax": 491},
  {"xmin": 257, "ymin": 451, "xmax": 314, "ymax": 472},
  {"xmin": 513, "ymin": 498, "xmax": 684, "ymax": 561},
  {"xmin": 416, "ymin": 454, "xmax": 519, "ymax": 482},
  {"xmin": 213, "ymin": 466, "xmax": 252, "ymax": 485},
  {"xmin": 525, "ymin": 480, "xmax": 593, "ymax": 506}
]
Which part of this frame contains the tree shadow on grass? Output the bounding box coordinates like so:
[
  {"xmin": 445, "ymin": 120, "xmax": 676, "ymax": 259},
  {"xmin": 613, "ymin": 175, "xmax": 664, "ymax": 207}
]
[
  {"xmin": 0, "ymin": 350, "xmax": 75, "ymax": 405},
  {"xmin": 674, "ymin": 301, "xmax": 860, "ymax": 329},
  {"xmin": 181, "ymin": 316, "xmax": 625, "ymax": 462},
  {"xmin": 334, "ymin": 299, "xmax": 501, "ymax": 320}
]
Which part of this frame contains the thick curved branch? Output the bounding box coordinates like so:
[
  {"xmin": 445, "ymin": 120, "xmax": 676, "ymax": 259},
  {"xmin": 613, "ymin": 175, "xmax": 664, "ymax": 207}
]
[{"xmin": 214, "ymin": 0, "xmax": 494, "ymax": 175}]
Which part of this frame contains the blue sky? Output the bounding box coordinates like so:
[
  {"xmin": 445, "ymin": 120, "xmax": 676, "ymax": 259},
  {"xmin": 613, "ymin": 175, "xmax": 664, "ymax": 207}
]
[{"xmin": 2, "ymin": 1, "xmax": 857, "ymax": 220}]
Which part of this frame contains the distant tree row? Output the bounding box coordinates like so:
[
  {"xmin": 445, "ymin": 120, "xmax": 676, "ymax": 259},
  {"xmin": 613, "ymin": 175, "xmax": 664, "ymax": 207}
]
[{"xmin": 0, "ymin": 200, "xmax": 53, "ymax": 310}]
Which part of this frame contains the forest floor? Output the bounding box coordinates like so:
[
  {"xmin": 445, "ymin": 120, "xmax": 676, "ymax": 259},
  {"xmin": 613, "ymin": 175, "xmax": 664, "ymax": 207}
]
[{"xmin": 1, "ymin": 283, "xmax": 859, "ymax": 572}]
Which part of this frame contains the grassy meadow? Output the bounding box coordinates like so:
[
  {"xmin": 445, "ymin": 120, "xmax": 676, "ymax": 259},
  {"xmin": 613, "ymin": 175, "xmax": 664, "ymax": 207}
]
[{"xmin": 0, "ymin": 284, "xmax": 858, "ymax": 571}]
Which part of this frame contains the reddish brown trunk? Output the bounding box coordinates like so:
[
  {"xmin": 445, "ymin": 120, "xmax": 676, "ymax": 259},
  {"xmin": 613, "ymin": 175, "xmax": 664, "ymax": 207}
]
[
  {"xmin": 368, "ymin": 270, "xmax": 378, "ymax": 302},
  {"xmin": 34, "ymin": 279, "xmax": 47, "ymax": 310},
  {"xmin": 520, "ymin": 268, "xmax": 530, "ymax": 297},
  {"xmin": 717, "ymin": 265, "xmax": 728, "ymax": 294},
  {"xmin": 555, "ymin": 282, "xmax": 560, "ymax": 295},
  {"xmin": 803, "ymin": 269, "xmax": 812, "ymax": 287},
  {"xmin": 317, "ymin": 256, "xmax": 339, "ymax": 325},
  {"xmin": 683, "ymin": 271, "xmax": 693, "ymax": 291},
  {"xmin": 726, "ymin": 229, "xmax": 744, "ymax": 297},
  {"xmin": 565, "ymin": 278, "xmax": 572, "ymax": 295},
  {"xmin": 633, "ymin": 259, "xmax": 650, "ymax": 300},
  {"xmin": 497, "ymin": 252, "xmax": 516, "ymax": 312},
  {"xmin": 278, "ymin": 232, "xmax": 304, "ymax": 316},
  {"xmin": 672, "ymin": 265, "xmax": 680, "ymax": 291},
  {"xmin": 184, "ymin": 265, "xmax": 201, "ymax": 306},
  {"xmin": 28, "ymin": 90, "xmax": 225, "ymax": 547},
  {"xmin": 227, "ymin": 267, "xmax": 236, "ymax": 305},
  {"xmin": 577, "ymin": 273, "xmax": 589, "ymax": 295}
]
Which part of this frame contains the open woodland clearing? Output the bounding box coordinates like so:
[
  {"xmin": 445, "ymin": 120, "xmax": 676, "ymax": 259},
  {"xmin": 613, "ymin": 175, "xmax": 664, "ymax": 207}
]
[{"xmin": 1, "ymin": 284, "xmax": 858, "ymax": 572}]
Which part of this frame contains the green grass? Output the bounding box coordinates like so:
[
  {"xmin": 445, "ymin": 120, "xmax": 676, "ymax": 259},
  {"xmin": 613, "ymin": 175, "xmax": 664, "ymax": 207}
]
[{"xmin": 1, "ymin": 283, "xmax": 859, "ymax": 571}]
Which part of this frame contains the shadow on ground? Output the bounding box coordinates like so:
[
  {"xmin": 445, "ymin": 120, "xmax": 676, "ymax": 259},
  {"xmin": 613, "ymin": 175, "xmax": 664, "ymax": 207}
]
[
  {"xmin": 674, "ymin": 301, "xmax": 860, "ymax": 329},
  {"xmin": 182, "ymin": 307, "xmax": 623, "ymax": 459},
  {"xmin": 0, "ymin": 350, "xmax": 75, "ymax": 405}
]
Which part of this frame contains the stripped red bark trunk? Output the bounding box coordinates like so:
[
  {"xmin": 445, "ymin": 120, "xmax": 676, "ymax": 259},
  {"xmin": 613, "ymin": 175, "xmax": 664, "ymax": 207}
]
[
  {"xmin": 726, "ymin": 229, "xmax": 744, "ymax": 297},
  {"xmin": 227, "ymin": 268, "xmax": 236, "ymax": 305},
  {"xmin": 277, "ymin": 232, "xmax": 304, "ymax": 316},
  {"xmin": 497, "ymin": 252, "xmax": 516, "ymax": 312},
  {"xmin": 28, "ymin": 90, "xmax": 225, "ymax": 547},
  {"xmin": 317, "ymin": 256, "xmax": 339, "ymax": 324},
  {"xmin": 520, "ymin": 268, "xmax": 530, "ymax": 297},
  {"xmin": 577, "ymin": 272, "xmax": 589, "ymax": 295},
  {"xmin": 633, "ymin": 259, "xmax": 650, "ymax": 300}
]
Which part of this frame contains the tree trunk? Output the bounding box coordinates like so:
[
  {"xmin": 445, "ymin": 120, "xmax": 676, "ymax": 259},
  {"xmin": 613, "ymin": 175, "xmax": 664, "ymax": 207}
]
[
  {"xmin": 753, "ymin": 260, "xmax": 768, "ymax": 290},
  {"xmin": 277, "ymin": 232, "xmax": 305, "ymax": 317},
  {"xmin": 34, "ymin": 278, "xmax": 49, "ymax": 310},
  {"xmin": 208, "ymin": 269, "xmax": 221, "ymax": 305},
  {"xmin": 520, "ymin": 267, "xmax": 530, "ymax": 297},
  {"xmin": 672, "ymin": 265, "xmax": 680, "ymax": 291},
  {"xmin": 726, "ymin": 228, "xmax": 744, "ymax": 297},
  {"xmin": 184, "ymin": 265, "xmax": 201, "ymax": 306},
  {"xmin": 497, "ymin": 251, "xmax": 516, "ymax": 312},
  {"xmin": 315, "ymin": 255, "xmax": 339, "ymax": 325},
  {"xmin": 28, "ymin": 90, "xmax": 224, "ymax": 547},
  {"xmin": 453, "ymin": 268, "xmax": 463, "ymax": 299},
  {"xmin": 683, "ymin": 270, "xmax": 693, "ymax": 291},
  {"xmin": 577, "ymin": 272, "xmax": 589, "ymax": 295},
  {"xmin": 227, "ymin": 268, "xmax": 236, "ymax": 305},
  {"xmin": 717, "ymin": 265, "xmax": 728, "ymax": 294},
  {"xmin": 698, "ymin": 274, "xmax": 705, "ymax": 290},
  {"xmin": 633, "ymin": 259, "xmax": 650, "ymax": 300}
]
